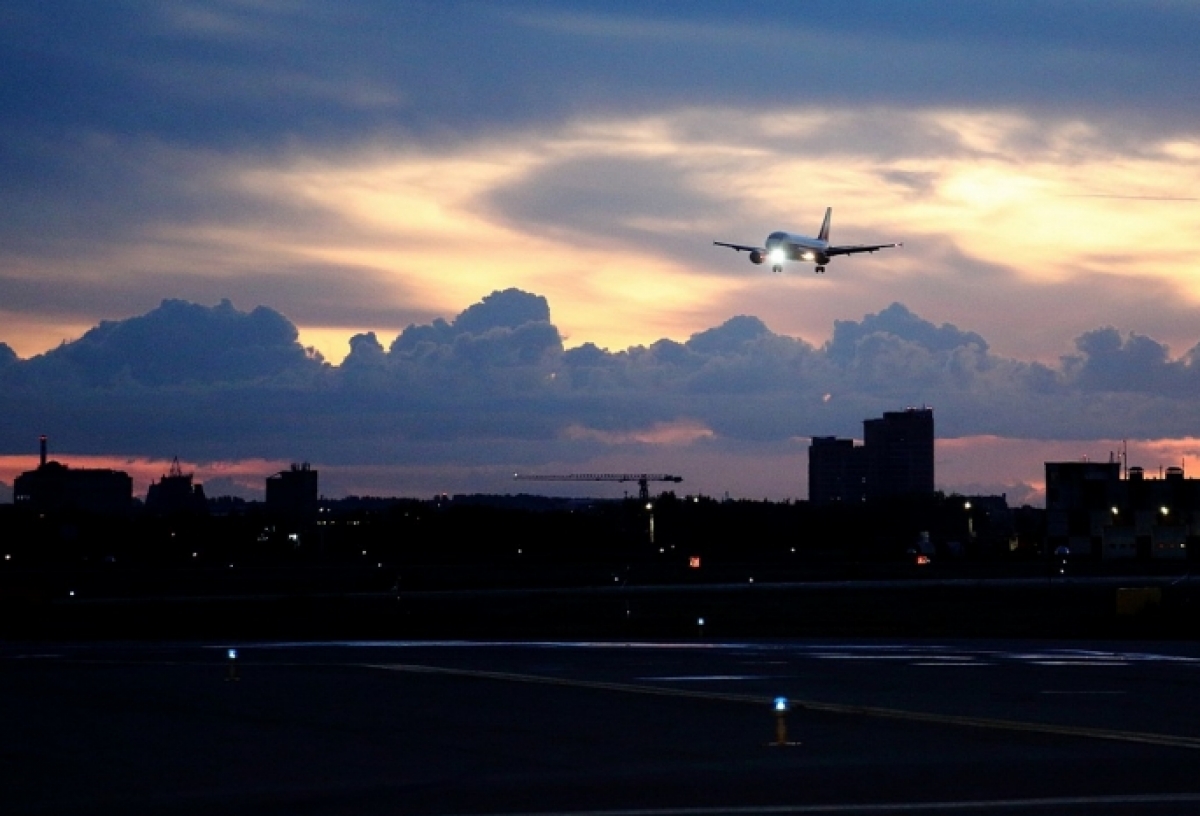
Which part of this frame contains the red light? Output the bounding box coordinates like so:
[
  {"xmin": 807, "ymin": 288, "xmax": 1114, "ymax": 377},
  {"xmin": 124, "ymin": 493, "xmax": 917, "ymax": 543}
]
[{"xmin": 689, "ymin": 556, "xmax": 701, "ymax": 568}]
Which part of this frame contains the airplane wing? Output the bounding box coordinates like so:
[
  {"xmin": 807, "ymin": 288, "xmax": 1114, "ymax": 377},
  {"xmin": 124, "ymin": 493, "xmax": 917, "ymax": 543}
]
[
  {"xmin": 826, "ymin": 242, "xmax": 903, "ymax": 257},
  {"xmin": 713, "ymin": 241, "xmax": 765, "ymax": 253}
]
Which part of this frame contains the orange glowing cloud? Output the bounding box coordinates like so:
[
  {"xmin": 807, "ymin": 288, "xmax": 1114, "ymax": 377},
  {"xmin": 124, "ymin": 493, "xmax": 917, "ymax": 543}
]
[
  {"xmin": 226, "ymin": 110, "xmax": 1200, "ymax": 364},
  {"xmin": 563, "ymin": 420, "xmax": 716, "ymax": 446},
  {"xmin": 6, "ymin": 108, "xmax": 1200, "ymax": 368}
]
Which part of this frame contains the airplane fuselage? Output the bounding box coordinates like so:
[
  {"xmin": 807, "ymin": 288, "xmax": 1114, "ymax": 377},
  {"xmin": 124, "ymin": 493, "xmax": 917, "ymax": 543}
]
[
  {"xmin": 764, "ymin": 231, "xmax": 830, "ymax": 267},
  {"xmin": 714, "ymin": 208, "xmax": 900, "ymax": 274}
]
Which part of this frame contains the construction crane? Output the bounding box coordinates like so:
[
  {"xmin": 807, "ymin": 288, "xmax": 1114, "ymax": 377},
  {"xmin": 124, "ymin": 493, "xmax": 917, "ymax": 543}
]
[{"xmin": 514, "ymin": 473, "xmax": 683, "ymax": 502}]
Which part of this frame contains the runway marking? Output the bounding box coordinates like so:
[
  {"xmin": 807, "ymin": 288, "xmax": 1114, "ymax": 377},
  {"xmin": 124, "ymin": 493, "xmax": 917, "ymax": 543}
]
[
  {"xmin": 371, "ymin": 663, "xmax": 1200, "ymax": 751},
  {"xmin": 1031, "ymin": 660, "xmax": 1128, "ymax": 667},
  {"xmin": 638, "ymin": 675, "xmax": 771, "ymax": 682},
  {"xmin": 445, "ymin": 792, "xmax": 1200, "ymax": 815},
  {"xmin": 238, "ymin": 640, "xmax": 1200, "ymax": 665}
]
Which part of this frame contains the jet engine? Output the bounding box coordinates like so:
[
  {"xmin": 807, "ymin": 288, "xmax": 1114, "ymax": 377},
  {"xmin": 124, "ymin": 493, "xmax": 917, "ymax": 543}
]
[{"xmin": 749, "ymin": 250, "xmax": 765, "ymax": 265}]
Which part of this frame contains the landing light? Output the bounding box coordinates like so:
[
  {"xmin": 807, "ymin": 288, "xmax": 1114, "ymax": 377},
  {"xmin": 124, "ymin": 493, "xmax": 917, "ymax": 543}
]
[
  {"xmin": 768, "ymin": 248, "xmax": 785, "ymax": 265},
  {"xmin": 801, "ymin": 251, "xmax": 815, "ymax": 261},
  {"xmin": 774, "ymin": 697, "xmax": 789, "ymax": 712}
]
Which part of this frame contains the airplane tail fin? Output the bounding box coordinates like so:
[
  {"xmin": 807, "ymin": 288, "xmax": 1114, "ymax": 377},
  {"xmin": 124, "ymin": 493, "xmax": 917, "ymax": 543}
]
[{"xmin": 817, "ymin": 207, "xmax": 832, "ymax": 242}]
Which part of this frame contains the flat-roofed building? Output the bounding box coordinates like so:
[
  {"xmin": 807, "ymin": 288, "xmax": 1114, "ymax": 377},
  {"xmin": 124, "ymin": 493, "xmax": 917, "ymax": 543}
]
[
  {"xmin": 863, "ymin": 408, "xmax": 935, "ymax": 500},
  {"xmin": 1046, "ymin": 460, "xmax": 1198, "ymax": 559},
  {"xmin": 808, "ymin": 407, "xmax": 934, "ymax": 504},
  {"xmin": 13, "ymin": 436, "xmax": 132, "ymax": 516},
  {"xmin": 266, "ymin": 462, "xmax": 318, "ymax": 524}
]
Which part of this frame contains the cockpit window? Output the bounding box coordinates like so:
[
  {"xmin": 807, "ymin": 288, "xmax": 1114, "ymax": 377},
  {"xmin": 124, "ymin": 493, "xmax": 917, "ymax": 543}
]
[{"xmin": 767, "ymin": 231, "xmax": 788, "ymax": 242}]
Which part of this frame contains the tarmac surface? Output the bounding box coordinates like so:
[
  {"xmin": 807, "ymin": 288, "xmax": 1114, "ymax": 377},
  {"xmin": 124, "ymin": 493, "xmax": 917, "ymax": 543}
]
[{"xmin": 4, "ymin": 638, "xmax": 1200, "ymax": 815}]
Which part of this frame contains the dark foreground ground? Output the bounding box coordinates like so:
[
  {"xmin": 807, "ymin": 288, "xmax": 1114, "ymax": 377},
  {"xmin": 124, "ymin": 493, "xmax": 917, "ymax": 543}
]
[
  {"xmin": 5, "ymin": 570, "xmax": 1200, "ymax": 641},
  {"xmin": 4, "ymin": 638, "xmax": 1200, "ymax": 815}
]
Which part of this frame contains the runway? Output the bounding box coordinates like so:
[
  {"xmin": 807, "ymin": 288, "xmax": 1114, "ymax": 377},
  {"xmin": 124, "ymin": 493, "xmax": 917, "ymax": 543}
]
[{"xmin": 4, "ymin": 639, "xmax": 1200, "ymax": 814}]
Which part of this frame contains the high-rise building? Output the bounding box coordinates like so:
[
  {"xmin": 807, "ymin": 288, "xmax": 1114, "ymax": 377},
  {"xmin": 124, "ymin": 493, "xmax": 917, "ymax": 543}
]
[
  {"xmin": 808, "ymin": 437, "xmax": 866, "ymax": 504},
  {"xmin": 863, "ymin": 408, "xmax": 935, "ymax": 500},
  {"xmin": 808, "ymin": 407, "xmax": 935, "ymax": 503}
]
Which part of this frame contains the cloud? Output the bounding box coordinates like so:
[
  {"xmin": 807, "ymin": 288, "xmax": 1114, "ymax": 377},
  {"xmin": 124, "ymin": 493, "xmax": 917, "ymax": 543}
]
[
  {"xmin": 1066, "ymin": 327, "xmax": 1200, "ymax": 396},
  {"xmin": 3, "ymin": 2, "xmax": 1200, "ymax": 501},
  {"xmin": 5, "ymin": 99, "xmax": 1200, "ymax": 370},
  {"xmin": 826, "ymin": 303, "xmax": 988, "ymax": 364},
  {"xmin": 2, "ymin": 289, "xmax": 1200, "ymax": 500},
  {"xmin": 16, "ymin": 298, "xmax": 322, "ymax": 388}
]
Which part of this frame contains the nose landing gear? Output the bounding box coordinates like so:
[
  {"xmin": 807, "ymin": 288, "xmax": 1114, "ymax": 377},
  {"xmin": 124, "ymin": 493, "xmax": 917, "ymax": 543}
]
[
  {"xmin": 772, "ymin": 265, "xmax": 782, "ymax": 274},
  {"xmin": 815, "ymin": 265, "xmax": 826, "ymax": 274}
]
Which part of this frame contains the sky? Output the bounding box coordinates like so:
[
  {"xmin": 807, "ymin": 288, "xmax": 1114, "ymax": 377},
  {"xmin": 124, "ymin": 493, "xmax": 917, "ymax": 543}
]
[{"xmin": 2, "ymin": 0, "xmax": 1200, "ymax": 503}]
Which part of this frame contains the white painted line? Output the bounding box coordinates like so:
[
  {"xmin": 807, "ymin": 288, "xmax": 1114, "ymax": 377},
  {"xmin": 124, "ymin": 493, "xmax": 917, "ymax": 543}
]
[
  {"xmin": 1032, "ymin": 661, "xmax": 1129, "ymax": 667},
  {"xmin": 639, "ymin": 675, "xmax": 770, "ymax": 682},
  {"xmin": 1039, "ymin": 690, "xmax": 1126, "ymax": 695},
  {"xmin": 450, "ymin": 791, "xmax": 1200, "ymax": 815},
  {"xmin": 909, "ymin": 662, "xmax": 990, "ymax": 667}
]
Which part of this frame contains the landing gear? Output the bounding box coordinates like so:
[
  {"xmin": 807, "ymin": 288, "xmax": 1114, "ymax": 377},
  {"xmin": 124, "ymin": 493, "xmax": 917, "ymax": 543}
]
[
  {"xmin": 772, "ymin": 265, "xmax": 782, "ymax": 274},
  {"xmin": 815, "ymin": 265, "xmax": 826, "ymax": 274}
]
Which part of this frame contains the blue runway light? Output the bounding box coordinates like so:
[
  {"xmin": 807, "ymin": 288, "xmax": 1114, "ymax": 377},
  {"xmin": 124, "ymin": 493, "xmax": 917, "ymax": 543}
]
[
  {"xmin": 228, "ymin": 649, "xmax": 238, "ymax": 660},
  {"xmin": 774, "ymin": 697, "xmax": 789, "ymax": 712}
]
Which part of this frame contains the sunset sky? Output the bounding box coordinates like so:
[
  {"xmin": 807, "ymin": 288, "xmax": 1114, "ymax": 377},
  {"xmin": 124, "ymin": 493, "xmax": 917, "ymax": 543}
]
[{"xmin": 3, "ymin": 1, "xmax": 1199, "ymax": 503}]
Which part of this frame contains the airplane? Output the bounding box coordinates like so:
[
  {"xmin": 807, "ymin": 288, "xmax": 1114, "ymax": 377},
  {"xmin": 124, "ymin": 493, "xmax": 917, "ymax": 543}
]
[{"xmin": 713, "ymin": 208, "xmax": 901, "ymax": 274}]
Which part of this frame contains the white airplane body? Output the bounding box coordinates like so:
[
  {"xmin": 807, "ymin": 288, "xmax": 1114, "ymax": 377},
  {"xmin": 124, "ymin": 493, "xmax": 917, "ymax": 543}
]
[{"xmin": 714, "ymin": 208, "xmax": 901, "ymax": 274}]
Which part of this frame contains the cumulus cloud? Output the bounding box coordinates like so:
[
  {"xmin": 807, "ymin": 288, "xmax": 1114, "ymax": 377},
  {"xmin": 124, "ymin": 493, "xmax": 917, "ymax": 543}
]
[
  {"xmin": 1065, "ymin": 327, "xmax": 1198, "ymax": 396},
  {"xmin": 15, "ymin": 299, "xmax": 322, "ymax": 388},
  {"xmin": 5, "ymin": 289, "xmax": 1200, "ymax": 465}
]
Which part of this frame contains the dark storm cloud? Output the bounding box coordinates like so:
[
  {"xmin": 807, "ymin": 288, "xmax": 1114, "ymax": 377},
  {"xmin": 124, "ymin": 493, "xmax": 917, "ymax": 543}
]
[{"xmin": 5, "ymin": 289, "xmax": 1199, "ymax": 469}]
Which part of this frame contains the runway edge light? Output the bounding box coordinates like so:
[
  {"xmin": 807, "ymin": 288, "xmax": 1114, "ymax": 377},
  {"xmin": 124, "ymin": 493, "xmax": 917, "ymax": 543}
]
[{"xmin": 771, "ymin": 697, "xmax": 799, "ymax": 747}]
